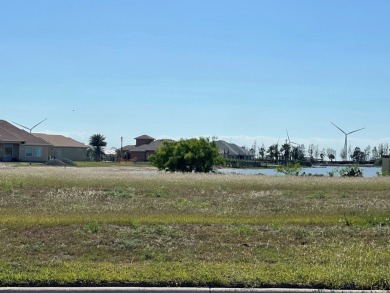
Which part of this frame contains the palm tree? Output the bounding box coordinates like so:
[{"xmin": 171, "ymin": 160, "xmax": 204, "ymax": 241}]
[
  {"xmin": 89, "ymin": 134, "xmax": 107, "ymax": 161},
  {"xmin": 280, "ymin": 142, "xmax": 291, "ymax": 163},
  {"xmin": 267, "ymin": 144, "xmax": 279, "ymax": 163}
]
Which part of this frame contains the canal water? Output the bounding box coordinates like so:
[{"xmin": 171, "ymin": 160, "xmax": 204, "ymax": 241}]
[{"xmin": 218, "ymin": 166, "xmax": 382, "ymax": 177}]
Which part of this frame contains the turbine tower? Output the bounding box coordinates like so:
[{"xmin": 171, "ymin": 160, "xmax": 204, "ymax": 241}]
[
  {"xmin": 331, "ymin": 122, "xmax": 365, "ymax": 161},
  {"xmin": 12, "ymin": 118, "xmax": 48, "ymax": 133}
]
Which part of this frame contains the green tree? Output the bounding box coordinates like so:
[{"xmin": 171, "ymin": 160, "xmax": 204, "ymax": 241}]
[
  {"xmin": 351, "ymin": 147, "xmax": 365, "ymax": 163},
  {"xmin": 89, "ymin": 134, "xmax": 107, "ymax": 161},
  {"xmin": 308, "ymin": 144, "xmax": 315, "ymax": 159},
  {"xmin": 326, "ymin": 148, "xmax": 336, "ymax": 162},
  {"xmin": 267, "ymin": 144, "xmax": 279, "ymax": 163},
  {"xmin": 258, "ymin": 144, "xmax": 266, "ymax": 161},
  {"xmin": 313, "ymin": 144, "xmax": 320, "ymax": 160},
  {"xmin": 378, "ymin": 143, "xmax": 389, "ymax": 157},
  {"xmin": 297, "ymin": 144, "xmax": 306, "ymax": 161},
  {"xmin": 371, "ymin": 146, "xmax": 379, "ymax": 160},
  {"xmin": 149, "ymin": 138, "xmax": 222, "ymax": 173},
  {"xmin": 291, "ymin": 146, "xmax": 299, "ymax": 161},
  {"xmin": 364, "ymin": 145, "xmax": 371, "ymax": 160},
  {"xmin": 280, "ymin": 142, "xmax": 291, "ymax": 163}
]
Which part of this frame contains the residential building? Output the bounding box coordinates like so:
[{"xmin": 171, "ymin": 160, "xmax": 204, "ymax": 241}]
[
  {"xmin": 0, "ymin": 120, "xmax": 51, "ymax": 162},
  {"xmin": 215, "ymin": 140, "xmax": 255, "ymax": 160},
  {"xmin": 122, "ymin": 135, "xmax": 166, "ymax": 162},
  {"xmin": 0, "ymin": 120, "xmax": 88, "ymax": 162},
  {"xmin": 135, "ymin": 135, "xmax": 155, "ymax": 146},
  {"xmin": 34, "ymin": 133, "xmax": 89, "ymax": 161}
]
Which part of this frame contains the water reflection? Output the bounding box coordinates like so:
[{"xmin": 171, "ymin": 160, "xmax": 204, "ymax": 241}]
[{"xmin": 218, "ymin": 166, "xmax": 381, "ymax": 177}]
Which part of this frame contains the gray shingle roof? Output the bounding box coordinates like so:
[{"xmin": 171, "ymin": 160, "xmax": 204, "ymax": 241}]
[
  {"xmin": 0, "ymin": 120, "xmax": 50, "ymax": 145},
  {"xmin": 135, "ymin": 135, "xmax": 155, "ymax": 140},
  {"xmin": 34, "ymin": 133, "xmax": 88, "ymax": 148},
  {"xmin": 122, "ymin": 145, "xmax": 135, "ymax": 151},
  {"xmin": 130, "ymin": 139, "xmax": 165, "ymax": 152},
  {"xmin": 215, "ymin": 140, "xmax": 254, "ymax": 156}
]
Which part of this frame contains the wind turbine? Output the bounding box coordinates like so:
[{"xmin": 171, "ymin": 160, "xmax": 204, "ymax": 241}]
[
  {"xmin": 12, "ymin": 118, "xmax": 48, "ymax": 133},
  {"xmin": 331, "ymin": 122, "xmax": 365, "ymax": 161},
  {"xmin": 286, "ymin": 129, "xmax": 299, "ymax": 146}
]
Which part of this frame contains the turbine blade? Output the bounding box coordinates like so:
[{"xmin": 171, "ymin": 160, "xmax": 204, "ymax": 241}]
[
  {"xmin": 286, "ymin": 129, "xmax": 291, "ymax": 143},
  {"xmin": 347, "ymin": 127, "xmax": 365, "ymax": 135},
  {"xmin": 31, "ymin": 118, "xmax": 48, "ymax": 131},
  {"xmin": 12, "ymin": 121, "xmax": 30, "ymax": 130},
  {"xmin": 331, "ymin": 122, "xmax": 346, "ymax": 135}
]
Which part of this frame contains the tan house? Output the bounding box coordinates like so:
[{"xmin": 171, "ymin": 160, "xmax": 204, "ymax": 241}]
[
  {"xmin": 0, "ymin": 120, "xmax": 51, "ymax": 162},
  {"xmin": 0, "ymin": 120, "xmax": 88, "ymax": 162},
  {"xmin": 122, "ymin": 135, "xmax": 166, "ymax": 162},
  {"xmin": 34, "ymin": 133, "xmax": 89, "ymax": 161}
]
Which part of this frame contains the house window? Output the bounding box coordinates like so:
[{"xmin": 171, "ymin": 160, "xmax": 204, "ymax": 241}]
[
  {"xmin": 25, "ymin": 146, "xmax": 42, "ymax": 158},
  {"xmin": 4, "ymin": 145, "xmax": 13, "ymax": 157},
  {"xmin": 34, "ymin": 147, "xmax": 42, "ymax": 157},
  {"xmin": 25, "ymin": 146, "xmax": 33, "ymax": 157}
]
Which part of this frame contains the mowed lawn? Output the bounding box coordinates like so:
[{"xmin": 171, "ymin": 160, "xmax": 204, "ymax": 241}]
[{"xmin": 1, "ymin": 165, "xmax": 390, "ymax": 288}]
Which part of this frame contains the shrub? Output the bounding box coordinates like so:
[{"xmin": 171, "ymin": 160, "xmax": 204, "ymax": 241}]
[
  {"xmin": 276, "ymin": 161, "xmax": 302, "ymax": 176},
  {"xmin": 338, "ymin": 165, "xmax": 363, "ymax": 177},
  {"xmin": 61, "ymin": 158, "xmax": 77, "ymax": 166},
  {"xmin": 149, "ymin": 138, "xmax": 223, "ymax": 173},
  {"xmin": 45, "ymin": 159, "xmax": 66, "ymax": 166}
]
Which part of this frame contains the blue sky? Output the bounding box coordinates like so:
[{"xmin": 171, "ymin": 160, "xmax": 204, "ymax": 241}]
[{"xmin": 1, "ymin": 1, "xmax": 389, "ymax": 158}]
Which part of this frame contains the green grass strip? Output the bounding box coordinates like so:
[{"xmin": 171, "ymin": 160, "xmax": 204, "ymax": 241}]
[{"xmin": 1, "ymin": 260, "xmax": 390, "ymax": 289}]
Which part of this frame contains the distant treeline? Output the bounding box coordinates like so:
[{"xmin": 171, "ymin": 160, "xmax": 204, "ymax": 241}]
[
  {"xmin": 223, "ymin": 158, "xmax": 313, "ymax": 168},
  {"xmin": 223, "ymin": 158, "xmax": 380, "ymax": 169}
]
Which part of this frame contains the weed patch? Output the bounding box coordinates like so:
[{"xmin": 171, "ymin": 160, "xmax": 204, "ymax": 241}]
[
  {"xmin": 85, "ymin": 222, "xmax": 101, "ymax": 233},
  {"xmin": 105, "ymin": 187, "xmax": 135, "ymax": 198}
]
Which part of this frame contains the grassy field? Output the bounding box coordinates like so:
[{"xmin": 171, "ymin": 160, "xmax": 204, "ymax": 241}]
[
  {"xmin": 1, "ymin": 164, "xmax": 390, "ymax": 288},
  {"xmin": 75, "ymin": 161, "xmax": 153, "ymax": 168}
]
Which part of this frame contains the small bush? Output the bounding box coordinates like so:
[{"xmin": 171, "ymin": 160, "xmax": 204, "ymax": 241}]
[
  {"xmin": 86, "ymin": 222, "xmax": 101, "ymax": 233},
  {"xmin": 44, "ymin": 159, "xmax": 77, "ymax": 167},
  {"xmin": 45, "ymin": 159, "xmax": 66, "ymax": 166},
  {"xmin": 338, "ymin": 165, "xmax": 363, "ymax": 177},
  {"xmin": 276, "ymin": 161, "xmax": 303, "ymax": 176},
  {"xmin": 105, "ymin": 187, "xmax": 134, "ymax": 198},
  {"xmin": 61, "ymin": 158, "xmax": 77, "ymax": 166}
]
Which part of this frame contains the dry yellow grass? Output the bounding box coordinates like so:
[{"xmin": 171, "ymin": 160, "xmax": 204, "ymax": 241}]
[{"xmin": 1, "ymin": 165, "xmax": 390, "ymax": 288}]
